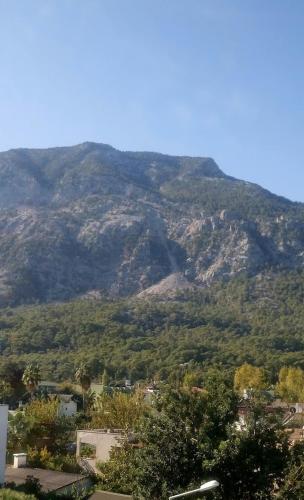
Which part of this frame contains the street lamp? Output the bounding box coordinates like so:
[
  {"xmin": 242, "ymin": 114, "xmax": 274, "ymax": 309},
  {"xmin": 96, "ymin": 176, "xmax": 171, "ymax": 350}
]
[{"xmin": 169, "ymin": 480, "xmax": 219, "ymax": 499}]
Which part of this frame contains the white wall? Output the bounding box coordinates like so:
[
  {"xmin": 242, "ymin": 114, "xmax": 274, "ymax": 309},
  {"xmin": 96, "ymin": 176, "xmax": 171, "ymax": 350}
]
[
  {"xmin": 76, "ymin": 430, "xmax": 122, "ymax": 462},
  {"xmin": 0, "ymin": 405, "xmax": 8, "ymax": 484},
  {"xmin": 58, "ymin": 400, "xmax": 77, "ymax": 417}
]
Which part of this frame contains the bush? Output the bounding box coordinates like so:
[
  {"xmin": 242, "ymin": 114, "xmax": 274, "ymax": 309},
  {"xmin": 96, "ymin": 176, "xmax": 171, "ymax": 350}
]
[
  {"xmin": 0, "ymin": 491, "xmax": 36, "ymax": 500},
  {"xmin": 27, "ymin": 447, "xmax": 81, "ymax": 474}
]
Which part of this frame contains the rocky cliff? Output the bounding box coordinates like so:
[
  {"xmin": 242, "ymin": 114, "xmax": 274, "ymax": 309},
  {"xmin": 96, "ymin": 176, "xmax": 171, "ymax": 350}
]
[{"xmin": 0, "ymin": 142, "xmax": 303, "ymax": 305}]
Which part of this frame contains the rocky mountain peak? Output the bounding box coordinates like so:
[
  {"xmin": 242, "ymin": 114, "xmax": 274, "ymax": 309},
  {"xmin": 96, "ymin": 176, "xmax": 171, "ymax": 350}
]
[{"xmin": 0, "ymin": 142, "xmax": 302, "ymax": 305}]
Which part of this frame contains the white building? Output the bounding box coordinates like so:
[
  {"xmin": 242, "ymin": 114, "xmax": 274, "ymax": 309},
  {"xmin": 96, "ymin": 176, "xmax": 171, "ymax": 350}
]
[
  {"xmin": 0, "ymin": 405, "xmax": 8, "ymax": 484},
  {"xmin": 56, "ymin": 395, "xmax": 77, "ymax": 417},
  {"xmin": 76, "ymin": 429, "xmax": 123, "ymax": 472}
]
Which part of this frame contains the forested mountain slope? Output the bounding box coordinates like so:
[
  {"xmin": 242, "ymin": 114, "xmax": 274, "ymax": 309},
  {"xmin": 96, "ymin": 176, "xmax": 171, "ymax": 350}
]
[
  {"xmin": 0, "ymin": 142, "xmax": 304, "ymax": 305},
  {"xmin": 1, "ymin": 271, "xmax": 304, "ymax": 380}
]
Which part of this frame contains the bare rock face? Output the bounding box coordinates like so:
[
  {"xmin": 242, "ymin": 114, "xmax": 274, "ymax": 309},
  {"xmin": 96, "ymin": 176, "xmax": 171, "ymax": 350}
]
[
  {"xmin": 0, "ymin": 141, "xmax": 303, "ymax": 305},
  {"xmin": 137, "ymin": 272, "xmax": 195, "ymax": 299}
]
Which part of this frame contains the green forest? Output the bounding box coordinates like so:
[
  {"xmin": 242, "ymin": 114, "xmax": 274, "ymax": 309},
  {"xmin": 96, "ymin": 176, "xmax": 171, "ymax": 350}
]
[{"xmin": 0, "ymin": 270, "xmax": 304, "ymax": 382}]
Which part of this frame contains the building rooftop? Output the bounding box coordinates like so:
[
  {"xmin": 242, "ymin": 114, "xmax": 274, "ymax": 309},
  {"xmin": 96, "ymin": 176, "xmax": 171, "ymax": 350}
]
[
  {"xmin": 5, "ymin": 466, "xmax": 86, "ymax": 493},
  {"xmin": 38, "ymin": 381, "xmax": 58, "ymax": 386},
  {"xmin": 89, "ymin": 491, "xmax": 132, "ymax": 499}
]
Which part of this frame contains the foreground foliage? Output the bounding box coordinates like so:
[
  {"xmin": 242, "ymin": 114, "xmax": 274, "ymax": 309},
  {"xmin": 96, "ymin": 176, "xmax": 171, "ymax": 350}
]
[
  {"xmin": 7, "ymin": 398, "xmax": 81, "ymax": 475},
  {"xmin": 6, "ymin": 372, "xmax": 304, "ymax": 499},
  {"xmin": 97, "ymin": 377, "xmax": 290, "ymax": 500},
  {"xmin": 0, "ymin": 491, "xmax": 35, "ymax": 500},
  {"xmin": 8, "ymin": 399, "xmax": 75, "ymax": 455}
]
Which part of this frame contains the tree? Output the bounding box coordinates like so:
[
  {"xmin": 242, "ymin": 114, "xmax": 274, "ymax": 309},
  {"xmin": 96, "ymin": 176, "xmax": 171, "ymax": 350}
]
[
  {"xmin": 276, "ymin": 366, "xmax": 304, "ymax": 402},
  {"xmin": 133, "ymin": 410, "xmax": 202, "ymax": 499},
  {"xmin": 101, "ymin": 368, "xmax": 110, "ymax": 388},
  {"xmin": 119, "ymin": 382, "xmax": 288, "ymax": 500},
  {"xmin": 8, "ymin": 398, "xmax": 75, "ymax": 454},
  {"xmin": 0, "ymin": 380, "xmax": 13, "ymax": 403},
  {"xmin": 97, "ymin": 439, "xmax": 137, "ymax": 495},
  {"xmin": 277, "ymin": 443, "xmax": 304, "ymax": 499},
  {"xmin": 75, "ymin": 362, "xmax": 91, "ymax": 410},
  {"xmin": 277, "ymin": 464, "xmax": 304, "ymax": 499},
  {"xmin": 90, "ymin": 391, "xmax": 147, "ymax": 431},
  {"xmin": 22, "ymin": 364, "xmax": 41, "ymax": 398},
  {"xmin": 0, "ymin": 361, "xmax": 25, "ymax": 393},
  {"xmin": 209, "ymin": 404, "xmax": 289, "ymax": 499},
  {"xmin": 129, "ymin": 377, "xmax": 236, "ymax": 499},
  {"xmin": 234, "ymin": 363, "xmax": 267, "ymax": 394},
  {"xmin": 182, "ymin": 370, "xmax": 203, "ymax": 389}
]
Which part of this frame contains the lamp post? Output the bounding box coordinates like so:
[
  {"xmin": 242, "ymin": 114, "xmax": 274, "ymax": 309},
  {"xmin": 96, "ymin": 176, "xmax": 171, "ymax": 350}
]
[{"xmin": 169, "ymin": 480, "xmax": 219, "ymax": 499}]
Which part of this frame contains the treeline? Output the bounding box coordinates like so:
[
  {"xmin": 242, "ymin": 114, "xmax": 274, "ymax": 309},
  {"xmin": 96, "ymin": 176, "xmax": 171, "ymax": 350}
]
[
  {"xmin": 162, "ymin": 176, "xmax": 299, "ymax": 216},
  {"xmin": 0, "ymin": 270, "xmax": 304, "ymax": 381}
]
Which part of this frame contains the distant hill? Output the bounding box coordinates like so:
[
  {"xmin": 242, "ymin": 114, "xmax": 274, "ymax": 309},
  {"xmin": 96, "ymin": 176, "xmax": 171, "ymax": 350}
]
[{"xmin": 0, "ymin": 142, "xmax": 303, "ymax": 305}]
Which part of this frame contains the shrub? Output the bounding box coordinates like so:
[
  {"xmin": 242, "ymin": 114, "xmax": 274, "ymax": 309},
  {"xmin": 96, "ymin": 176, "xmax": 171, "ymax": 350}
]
[{"xmin": 0, "ymin": 490, "xmax": 36, "ymax": 500}]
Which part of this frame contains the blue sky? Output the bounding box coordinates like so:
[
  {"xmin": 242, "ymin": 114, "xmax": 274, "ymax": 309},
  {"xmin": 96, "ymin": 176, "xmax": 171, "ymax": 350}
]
[{"xmin": 0, "ymin": 0, "xmax": 303, "ymax": 201}]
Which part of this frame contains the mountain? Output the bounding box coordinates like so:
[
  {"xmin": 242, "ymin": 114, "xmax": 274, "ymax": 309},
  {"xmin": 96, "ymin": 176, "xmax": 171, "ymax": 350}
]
[{"xmin": 0, "ymin": 141, "xmax": 303, "ymax": 306}]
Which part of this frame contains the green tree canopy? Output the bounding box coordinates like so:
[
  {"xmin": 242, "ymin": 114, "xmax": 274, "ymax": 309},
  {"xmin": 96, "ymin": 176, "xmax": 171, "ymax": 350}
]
[
  {"xmin": 276, "ymin": 366, "xmax": 304, "ymax": 402},
  {"xmin": 90, "ymin": 390, "xmax": 147, "ymax": 431},
  {"xmin": 8, "ymin": 398, "xmax": 75, "ymax": 455},
  {"xmin": 96, "ymin": 380, "xmax": 289, "ymax": 500},
  {"xmin": 234, "ymin": 363, "xmax": 268, "ymax": 394}
]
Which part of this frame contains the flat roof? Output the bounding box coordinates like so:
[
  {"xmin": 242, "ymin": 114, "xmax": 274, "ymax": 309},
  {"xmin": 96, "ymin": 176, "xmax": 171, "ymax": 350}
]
[
  {"xmin": 38, "ymin": 381, "xmax": 58, "ymax": 385},
  {"xmin": 5, "ymin": 467, "xmax": 86, "ymax": 492},
  {"xmin": 77, "ymin": 429, "xmax": 123, "ymax": 434},
  {"xmin": 90, "ymin": 491, "xmax": 132, "ymax": 499}
]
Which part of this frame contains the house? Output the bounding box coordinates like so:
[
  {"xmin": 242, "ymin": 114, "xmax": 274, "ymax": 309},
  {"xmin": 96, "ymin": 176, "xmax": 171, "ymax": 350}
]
[
  {"xmin": 38, "ymin": 380, "xmax": 60, "ymax": 394},
  {"xmin": 75, "ymin": 382, "xmax": 134, "ymax": 395},
  {"xmin": 57, "ymin": 394, "xmax": 77, "ymax": 417},
  {"xmin": 236, "ymin": 398, "xmax": 304, "ymax": 443},
  {"xmin": 76, "ymin": 429, "xmax": 124, "ymax": 472},
  {"xmin": 286, "ymin": 427, "xmax": 304, "ymax": 445},
  {"xmin": 237, "ymin": 399, "xmax": 289, "ymax": 421}
]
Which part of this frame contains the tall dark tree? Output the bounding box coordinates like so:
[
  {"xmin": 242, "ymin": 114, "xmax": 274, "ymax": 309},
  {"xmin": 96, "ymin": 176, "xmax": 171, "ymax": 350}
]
[
  {"xmin": 131, "ymin": 374, "xmax": 237, "ymax": 499},
  {"xmin": 75, "ymin": 362, "xmax": 91, "ymax": 410}
]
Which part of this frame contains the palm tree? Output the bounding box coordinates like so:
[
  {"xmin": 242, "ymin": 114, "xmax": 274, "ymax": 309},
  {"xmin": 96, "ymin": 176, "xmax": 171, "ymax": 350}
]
[
  {"xmin": 101, "ymin": 368, "xmax": 109, "ymax": 389},
  {"xmin": 75, "ymin": 363, "xmax": 91, "ymax": 411},
  {"xmin": 22, "ymin": 363, "xmax": 41, "ymax": 398}
]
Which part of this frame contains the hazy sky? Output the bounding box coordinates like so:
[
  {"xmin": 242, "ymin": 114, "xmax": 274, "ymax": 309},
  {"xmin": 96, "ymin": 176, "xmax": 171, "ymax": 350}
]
[{"xmin": 1, "ymin": 0, "xmax": 304, "ymax": 201}]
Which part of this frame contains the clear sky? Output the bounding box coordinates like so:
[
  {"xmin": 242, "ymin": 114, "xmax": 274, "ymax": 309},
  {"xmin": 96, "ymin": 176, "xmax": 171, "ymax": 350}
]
[{"xmin": 0, "ymin": 0, "xmax": 303, "ymax": 201}]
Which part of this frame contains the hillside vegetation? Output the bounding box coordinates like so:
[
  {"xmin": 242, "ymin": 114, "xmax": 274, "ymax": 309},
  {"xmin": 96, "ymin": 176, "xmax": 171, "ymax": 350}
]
[{"xmin": 0, "ymin": 270, "xmax": 304, "ymax": 380}]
